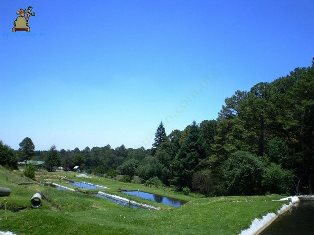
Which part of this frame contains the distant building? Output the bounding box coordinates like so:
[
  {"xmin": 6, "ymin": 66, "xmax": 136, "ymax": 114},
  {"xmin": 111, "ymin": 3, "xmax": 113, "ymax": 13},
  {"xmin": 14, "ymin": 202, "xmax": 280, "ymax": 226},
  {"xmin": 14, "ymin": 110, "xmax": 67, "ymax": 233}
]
[
  {"xmin": 73, "ymin": 166, "xmax": 80, "ymax": 172},
  {"xmin": 18, "ymin": 160, "xmax": 45, "ymax": 168},
  {"xmin": 57, "ymin": 166, "xmax": 64, "ymax": 171}
]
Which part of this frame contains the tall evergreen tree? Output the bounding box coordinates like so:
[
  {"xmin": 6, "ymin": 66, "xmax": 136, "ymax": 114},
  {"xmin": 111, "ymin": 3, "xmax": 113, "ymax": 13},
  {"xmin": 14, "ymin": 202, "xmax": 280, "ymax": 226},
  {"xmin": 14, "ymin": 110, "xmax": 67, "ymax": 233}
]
[
  {"xmin": 172, "ymin": 121, "xmax": 205, "ymax": 189},
  {"xmin": 45, "ymin": 145, "xmax": 60, "ymax": 172},
  {"xmin": 199, "ymin": 120, "xmax": 217, "ymax": 157},
  {"xmin": 19, "ymin": 137, "xmax": 35, "ymax": 161},
  {"xmin": 152, "ymin": 122, "xmax": 168, "ymax": 154}
]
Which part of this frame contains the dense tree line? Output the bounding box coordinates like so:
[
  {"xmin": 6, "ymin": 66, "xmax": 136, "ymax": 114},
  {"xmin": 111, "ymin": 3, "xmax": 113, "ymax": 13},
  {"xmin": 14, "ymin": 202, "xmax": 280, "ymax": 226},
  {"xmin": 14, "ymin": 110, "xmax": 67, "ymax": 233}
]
[
  {"xmin": 0, "ymin": 60, "xmax": 313, "ymax": 196},
  {"xmin": 0, "ymin": 141, "xmax": 17, "ymax": 169}
]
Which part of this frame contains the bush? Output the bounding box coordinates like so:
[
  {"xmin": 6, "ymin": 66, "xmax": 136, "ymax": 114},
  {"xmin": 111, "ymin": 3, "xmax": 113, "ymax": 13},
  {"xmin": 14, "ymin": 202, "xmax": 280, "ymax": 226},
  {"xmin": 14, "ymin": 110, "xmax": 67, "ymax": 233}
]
[
  {"xmin": 118, "ymin": 159, "xmax": 139, "ymax": 177},
  {"xmin": 131, "ymin": 176, "xmax": 142, "ymax": 184},
  {"xmin": 115, "ymin": 175, "xmax": 123, "ymax": 181},
  {"xmin": 192, "ymin": 170, "xmax": 214, "ymax": 196},
  {"xmin": 115, "ymin": 175, "xmax": 131, "ymax": 182},
  {"xmin": 115, "ymin": 175, "xmax": 132, "ymax": 182},
  {"xmin": 145, "ymin": 177, "xmax": 163, "ymax": 188},
  {"xmin": 93, "ymin": 165, "xmax": 107, "ymax": 175},
  {"xmin": 136, "ymin": 156, "xmax": 162, "ymax": 180},
  {"xmin": 24, "ymin": 165, "xmax": 35, "ymax": 180},
  {"xmin": 262, "ymin": 163, "xmax": 294, "ymax": 194},
  {"xmin": 107, "ymin": 169, "xmax": 117, "ymax": 178},
  {"xmin": 222, "ymin": 151, "xmax": 264, "ymax": 195},
  {"xmin": 183, "ymin": 187, "xmax": 190, "ymax": 195}
]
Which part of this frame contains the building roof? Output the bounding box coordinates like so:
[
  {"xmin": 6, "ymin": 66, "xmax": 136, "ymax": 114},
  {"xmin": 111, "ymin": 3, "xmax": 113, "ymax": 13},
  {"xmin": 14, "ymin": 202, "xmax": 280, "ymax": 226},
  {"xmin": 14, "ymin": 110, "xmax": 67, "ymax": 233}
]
[{"xmin": 18, "ymin": 160, "xmax": 45, "ymax": 166}]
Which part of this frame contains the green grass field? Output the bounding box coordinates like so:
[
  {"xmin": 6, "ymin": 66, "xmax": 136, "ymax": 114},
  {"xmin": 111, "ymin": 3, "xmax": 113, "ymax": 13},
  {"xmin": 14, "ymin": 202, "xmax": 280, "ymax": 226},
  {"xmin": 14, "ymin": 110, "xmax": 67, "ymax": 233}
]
[{"xmin": 0, "ymin": 166, "xmax": 286, "ymax": 235}]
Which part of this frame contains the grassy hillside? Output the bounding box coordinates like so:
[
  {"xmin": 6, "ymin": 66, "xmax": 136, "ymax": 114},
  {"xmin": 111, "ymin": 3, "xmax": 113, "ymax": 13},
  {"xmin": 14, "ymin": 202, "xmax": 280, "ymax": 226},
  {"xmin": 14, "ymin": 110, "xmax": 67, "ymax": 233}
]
[{"xmin": 0, "ymin": 167, "xmax": 286, "ymax": 235}]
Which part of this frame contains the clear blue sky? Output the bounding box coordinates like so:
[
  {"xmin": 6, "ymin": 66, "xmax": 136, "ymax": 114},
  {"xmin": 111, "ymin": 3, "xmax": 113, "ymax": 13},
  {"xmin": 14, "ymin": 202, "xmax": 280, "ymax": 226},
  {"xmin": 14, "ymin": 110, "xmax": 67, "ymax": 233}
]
[{"xmin": 1, "ymin": 0, "xmax": 313, "ymax": 150}]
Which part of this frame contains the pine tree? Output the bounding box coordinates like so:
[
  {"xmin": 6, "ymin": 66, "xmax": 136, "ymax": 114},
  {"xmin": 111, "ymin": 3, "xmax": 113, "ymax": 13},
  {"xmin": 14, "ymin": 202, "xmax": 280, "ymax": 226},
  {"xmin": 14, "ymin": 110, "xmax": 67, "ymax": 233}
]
[
  {"xmin": 172, "ymin": 121, "xmax": 203, "ymax": 189},
  {"xmin": 45, "ymin": 145, "xmax": 60, "ymax": 172},
  {"xmin": 152, "ymin": 122, "xmax": 168, "ymax": 154},
  {"xmin": 19, "ymin": 137, "xmax": 35, "ymax": 161}
]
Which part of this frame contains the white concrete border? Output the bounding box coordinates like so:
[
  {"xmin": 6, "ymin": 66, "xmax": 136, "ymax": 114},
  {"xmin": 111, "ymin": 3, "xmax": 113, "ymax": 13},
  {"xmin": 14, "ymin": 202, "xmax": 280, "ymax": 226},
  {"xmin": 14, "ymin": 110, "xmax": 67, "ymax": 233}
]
[
  {"xmin": 0, "ymin": 231, "xmax": 16, "ymax": 235},
  {"xmin": 239, "ymin": 196, "xmax": 300, "ymax": 235},
  {"xmin": 81, "ymin": 181, "xmax": 107, "ymax": 189},
  {"xmin": 51, "ymin": 183, "xmax": 76, "ymax": 191},
  {"xmin": 97, "ymin": 191, "xmax": 160, "ymax": 210}
]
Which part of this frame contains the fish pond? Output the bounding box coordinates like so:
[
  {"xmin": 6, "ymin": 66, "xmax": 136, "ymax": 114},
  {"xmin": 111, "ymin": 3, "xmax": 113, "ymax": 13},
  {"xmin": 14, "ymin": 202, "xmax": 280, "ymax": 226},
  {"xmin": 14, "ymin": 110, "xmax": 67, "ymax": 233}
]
[
  {"xmin": 69, "ymin": 181, "xmax": 100, "ymax": 190},
  {"xmin": 261, "ymin": 201, "xmax": 314, "ymax": 235},
  {"xmin": 122, "ymin": 190, "xmax": 185, "ymax": 208},
  {"xmin": 50, "ymin": 182, "xmax": 149, "ymax": 209}
]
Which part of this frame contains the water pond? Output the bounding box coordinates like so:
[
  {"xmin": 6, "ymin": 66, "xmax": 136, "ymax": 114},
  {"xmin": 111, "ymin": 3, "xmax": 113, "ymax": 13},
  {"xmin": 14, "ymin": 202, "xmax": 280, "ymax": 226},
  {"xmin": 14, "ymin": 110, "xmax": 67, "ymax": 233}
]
[
  {"xmin": 261, "ymin": 201, "xmax": 314, "ymax": 235},
  {"xmin": 49, "ymin": 182, "xmax": 157, "ymax": 209},
  {"xmin": 69, "ymin": 181, "xmax": 99, "ymax": 190},
  {"xmin": 122, "ymin": 190, "xmax": 185, "ymax": 208},
  {"xmin": 50, "ymin": 182, "xmax": 142, "ymax": 209}
]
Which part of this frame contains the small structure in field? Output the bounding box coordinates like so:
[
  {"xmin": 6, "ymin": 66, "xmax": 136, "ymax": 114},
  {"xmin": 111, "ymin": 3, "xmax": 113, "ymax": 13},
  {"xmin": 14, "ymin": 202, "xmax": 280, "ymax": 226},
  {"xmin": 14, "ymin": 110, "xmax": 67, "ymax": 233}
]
[
  {"xmin": 18, "ymin": 160, "xmax": 45, "ymax": 169},
  {"xmin": 73, "ymin": 166, "xmax": 80, "ymax": 172}
]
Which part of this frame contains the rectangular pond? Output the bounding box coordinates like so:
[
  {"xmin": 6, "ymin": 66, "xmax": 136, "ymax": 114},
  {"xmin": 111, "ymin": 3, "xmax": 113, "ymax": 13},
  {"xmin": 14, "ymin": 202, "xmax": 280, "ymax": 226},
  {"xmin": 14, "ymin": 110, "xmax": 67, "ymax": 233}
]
[
  {"xmin": 122, "ymin": 190, "xmax": 185, "ymax": 208},
  {"xmin": 67, "ymin": 181, "xmax": 107, "ymax": 190},
  {"xmin": 261, "ymin": 201, "xmax": 314, "ymax": 234},
  {"xmin": 48, "ymin": 183, "xmax": 155, "ymax": 209},
  {"xmin": 69, "ymin": 181, "xmax": 99, "ymax": 190}
]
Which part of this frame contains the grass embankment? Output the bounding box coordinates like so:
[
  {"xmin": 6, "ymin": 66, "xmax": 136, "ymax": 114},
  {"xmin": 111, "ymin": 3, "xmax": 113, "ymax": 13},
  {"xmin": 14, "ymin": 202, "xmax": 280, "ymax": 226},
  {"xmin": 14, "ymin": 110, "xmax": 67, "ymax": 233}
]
[{"xmin": 0, "ymin": 167, "xmax": 286, "ymax": 235}]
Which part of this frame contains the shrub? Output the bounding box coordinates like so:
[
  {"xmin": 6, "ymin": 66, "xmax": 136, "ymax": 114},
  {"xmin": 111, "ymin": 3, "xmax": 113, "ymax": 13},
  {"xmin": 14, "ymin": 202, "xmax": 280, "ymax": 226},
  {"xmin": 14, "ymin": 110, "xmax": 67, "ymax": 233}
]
[
  {"xmin": 192, "ymin": 170, "xmax": 214, "ymax": 196},
  {"xmin": 222, "ymin": 151, "xmax": 264, "ymax": 195},
  {"xmin": 115, "ymin": 175, "xmax": 123, "ymax": 181},
  {"xmin": 262, "ymin": 163, "xmax": 294, "ymax": 194},
  {"xmin": 107, "ymin": 169, "xmax": 117, "ymax": 178},
  {"xmin": 117, "ymin": 159, "xmax": 139, "ymax": 177},
  {"xmin": 183, "ymin": 187, "xmax": 191, "ymax": 195},
  {"xmin": 24, "ymin": 165, "xmax": 35, "ymax": 180},
  {"xmin": 131, "ymin": 176, "xmax": 142, "ymax": 184},
  {"xmin": 136, "ymin": 156, "xmax": 162, "ymax": 180},
  {"xmin": 122, "ymin": 175, "xmax": 131, "ymax": 182},
  {"xmin": 115, "ymin": 175, "xmax": 131, "ymax": 182},
  {"xmin": 145, "ymin": 177, "xmax": 163, "ymax": 188}
]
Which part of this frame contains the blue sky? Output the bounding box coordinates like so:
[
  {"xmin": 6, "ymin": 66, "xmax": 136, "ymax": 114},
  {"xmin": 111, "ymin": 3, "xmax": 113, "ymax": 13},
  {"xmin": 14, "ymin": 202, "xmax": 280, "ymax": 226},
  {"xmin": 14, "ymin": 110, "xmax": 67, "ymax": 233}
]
[{"xmin": 1, "ymin": 0, "xmax": 313, "ymax": 150}]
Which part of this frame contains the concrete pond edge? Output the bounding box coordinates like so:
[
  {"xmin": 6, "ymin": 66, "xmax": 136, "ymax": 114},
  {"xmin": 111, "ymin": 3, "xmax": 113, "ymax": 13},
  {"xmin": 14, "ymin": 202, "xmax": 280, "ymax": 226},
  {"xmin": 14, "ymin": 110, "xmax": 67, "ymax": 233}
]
[
  {"xmin": 97, "ymin": 191, "xmax": 161, "ymax": 210},
  {"xmin": 0, "ymin": 231, "xmax": 16, "ymax": 235},
  {"xmin": 239, "ymin": 196, "xmax": 307, "ymax": 235}
]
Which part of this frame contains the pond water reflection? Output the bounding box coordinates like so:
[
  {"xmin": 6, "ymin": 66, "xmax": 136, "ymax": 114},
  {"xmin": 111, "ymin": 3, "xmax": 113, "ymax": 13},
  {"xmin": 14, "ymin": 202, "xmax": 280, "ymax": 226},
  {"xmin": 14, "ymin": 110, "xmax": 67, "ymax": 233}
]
[
  {"xmin": 69, "ymin": 181, "xmax": 99, "ymax": 190},
  {"xmin": 261, "ymin": 201, "xmax": 314, "ymax": 235},
  {"xmin": 122, "ymin": 190, "xmax": 185, "ymax": 208}
]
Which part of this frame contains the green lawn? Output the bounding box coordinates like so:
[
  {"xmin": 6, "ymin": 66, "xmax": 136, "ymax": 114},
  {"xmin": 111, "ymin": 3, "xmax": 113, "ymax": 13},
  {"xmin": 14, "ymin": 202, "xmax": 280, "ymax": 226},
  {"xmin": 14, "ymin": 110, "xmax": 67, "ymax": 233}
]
[{"xmin": 0, "ymin": 167, "xmax": 286, "ymax": 235}]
